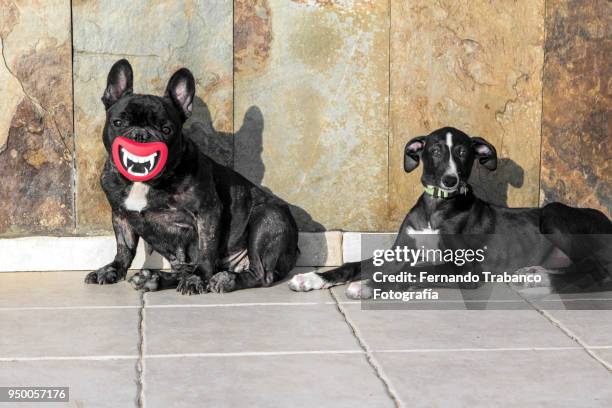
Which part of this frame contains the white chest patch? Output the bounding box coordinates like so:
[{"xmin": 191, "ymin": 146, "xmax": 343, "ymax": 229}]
[
  {"xmin": 124, "ymin": 182, "xmax": 150, "ymax": 212},
  {"xmin": 406, "ymin": 224, "xmax": 440, "ymax": 235},
  {"xmin": 406, "ymin": 223, "xmax": 440, "ymax": 249}
]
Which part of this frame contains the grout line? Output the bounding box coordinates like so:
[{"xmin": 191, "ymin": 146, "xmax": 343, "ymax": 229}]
[
  {"xmin": 537, "ymin": 308, "xmax": 612, "ymax": 372},
  {"xmin": 0, "ymin": 355, "xmax": 138, "ymax": 362},
  {"xmin": 5, "ymin": 346, "xmax": 611, "ymax": 363},
  {"xmin": 146, "ymin": 301, "xmax": 328, "ymax": 308},
  {"xmin": 353, "ymin": 299, "xmax": 528, "ymax": 304},
  {"xmin": 135, "ymin": 292, "xmax": 145, "ymax": 408},
  {"xmin": 4, "ymin": 297, "xmax": 610, "ymax": 312},
  {"xmin": 376, "ymin": 346, "xmax": 583, "ymax": 353},
  {"xmin": 145, "ymin": 350, "xmax": 365, "ymax": 359},
  {"xmin": 538, "ymin": 298, "xmax": 612, "ymax": 302},
  {"xmin": 145, "ymin": 347, "xmax": 588, "ymax": 358},
  {"xmin": 515, "ymin": 290, "xmax": 612, "ymax": 372},
  {"xmin": 329, "ymin": 289, "xmax": 403, "ymax": 408},
  {"xmin": 0, "ymin": 305, "xmax": 140, "ymax": 311}
]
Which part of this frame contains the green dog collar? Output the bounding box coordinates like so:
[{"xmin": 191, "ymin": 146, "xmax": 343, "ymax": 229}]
[{"xmin": 424, "ymin": 184, "xmax": 468, "ymax": 199}]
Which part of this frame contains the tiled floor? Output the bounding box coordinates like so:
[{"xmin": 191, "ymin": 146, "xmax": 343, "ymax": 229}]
[{"xmin": 0, "ymin": 269, "xmax": 611, "ymax": 407}]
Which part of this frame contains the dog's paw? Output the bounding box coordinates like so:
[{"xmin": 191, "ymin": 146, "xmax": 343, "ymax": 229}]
[
  {"xmin": 345, "ymin": 281, "xmax": 373, "ymax": 300},
  {"xmin": 129, "ymin": 269, "xmax": 161, "ymax": 292},
  {"xmin": 84, "ymin": 270, "xmax": 98, "ymax": 284},
  {"xmin": 177, "ymin": 274, "xmax": 206, "ymax": 295},
  {"xmin": 207, "ymin": 271, "xmax": 237, "ymax": 293},
  {"xmin": 512, "ymin": 266, "xmax": 553, "ymax": 289},
  {"xmin": 85, "ymin": 264, "xmax": 125, "ymax": 285},
  {"xmin": 288, "ymin": 272, "xmax": 330, "ymax": 292}
]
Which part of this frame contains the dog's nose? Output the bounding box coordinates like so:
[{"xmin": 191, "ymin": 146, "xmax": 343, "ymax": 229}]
[
  {"xmin": 131, "ymin": 129, "xmax": 150, "ymax": 143},
  {"xmin": 442, "ymin": 175, "xmax": 459, "ymax": 189}
]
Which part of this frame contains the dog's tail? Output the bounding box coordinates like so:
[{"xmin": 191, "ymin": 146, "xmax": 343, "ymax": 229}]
[{"xmin": 315, "ymin": 261, "xmax": 363, "ymax": 286}]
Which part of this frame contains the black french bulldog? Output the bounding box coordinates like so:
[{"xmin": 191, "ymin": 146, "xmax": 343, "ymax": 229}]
[{"xmin": 85, "ymin": 59, "xmax": 299, "ymax": 295}]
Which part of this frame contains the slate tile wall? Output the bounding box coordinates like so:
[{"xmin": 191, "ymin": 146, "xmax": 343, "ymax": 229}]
[
  {"xmin": 540, "ymin": 0, "xmax": 611, "ymax": 216},
  {"xmin": 0, "ymin": 1, "xmax": 608, "ymax": 236}
]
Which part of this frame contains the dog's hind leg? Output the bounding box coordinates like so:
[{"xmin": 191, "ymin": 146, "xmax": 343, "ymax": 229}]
[
  {"xmin": 207, "ymin": 204, "xmax": 299, "ymax": 293},
  {"xmin": 540, "ymin": 203, "xmax": 612, "ymax": 291}
]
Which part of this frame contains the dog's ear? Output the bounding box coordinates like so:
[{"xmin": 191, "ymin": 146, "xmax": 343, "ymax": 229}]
[
  {"xmin": 165, "ymin": 68, "xmax": 195, "ymax": 120},
  {"xmin": 472, "ymin": 137, "xmax": 497, "ymax": 171},
  {"xmin": 102, "ymin": 59, "xmax": 133, "ymax": 109},
  {"xmin": 404, "ymin": 136, "xmax": 427, "ymax": 173}
]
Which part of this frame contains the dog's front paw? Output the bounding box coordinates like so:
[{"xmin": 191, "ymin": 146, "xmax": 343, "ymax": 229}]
[
  {"xmin": 85, "ymin": 264, "xmax": 126, "ymax": 285},
  {"xmin": 207, "ymin": 271, "xmax": 237, "ymax": 293},
  {"xmin": 177, "ymin": 274, "xmax": 205, "ymax": 295},
  {"xmin": 345, "ymin": 281, "xmax": 373, "ymax": 300},
  {"xmin": 129, "ymin": 269, "xmax": 161, "ymax": 292},
  {"xmin": 288, "ymin": 272, "xmax": 330, "ymax": 292}
]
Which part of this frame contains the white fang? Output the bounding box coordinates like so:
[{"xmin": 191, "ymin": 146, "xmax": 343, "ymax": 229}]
[
  {"xmin": 124, "ymin": 182, "xmax": 149, "ymax": 212},
  {"xmin": 119, "ymin": 147, "xmax": 158, "ymax": 176}
]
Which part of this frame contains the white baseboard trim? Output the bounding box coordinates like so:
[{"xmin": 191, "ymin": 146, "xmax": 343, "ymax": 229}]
[
  {"xmin": 0, "ymin": 231, "xmax": 345, "ymax": 272},
  {"xmin": 342, "ymin": 232, "xmax": 397, "ymax": 263}
]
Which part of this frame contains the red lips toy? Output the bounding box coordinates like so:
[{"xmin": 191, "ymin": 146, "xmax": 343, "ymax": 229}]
[{"xmin": 111, "ymin": 136, "xmax": 168, "ymax": 182}]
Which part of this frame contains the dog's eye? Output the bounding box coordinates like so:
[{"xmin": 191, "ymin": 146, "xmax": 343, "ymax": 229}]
[
  {"xmin": 457, "ymin": 149, "xmax": 467, "ymax": 158},
  {"xmin": 431, "ymin": 147, "xmax": 442, "ymax": 157},
  {"xmin": 113, "ymin": 120, "xmax": 123, "ymax": 127},
  {"xmin": 162, "ymin": 126, "xmax": 172, "ymax": 135}
]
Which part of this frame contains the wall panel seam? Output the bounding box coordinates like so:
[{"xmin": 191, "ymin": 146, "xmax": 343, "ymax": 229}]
[
  {"xmin": 538, "ymin": 0, "xmax": 548, "ymax": 207},
  {"xmin": 70, "ymin": 0, "xmax": 77, "ymax": 233}
]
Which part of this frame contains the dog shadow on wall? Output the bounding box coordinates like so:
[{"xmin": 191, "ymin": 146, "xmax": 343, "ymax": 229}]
[
  {"xmin": 185, "ymin": 97, "xmax": 527, "ymax": 220},
  {"xmin": 469, "ymin": 158, "xmax": 525, "ymax": 207},
  {"xmin": 182, "ymin": 98, "xmax": 328, "ymax": 266}
]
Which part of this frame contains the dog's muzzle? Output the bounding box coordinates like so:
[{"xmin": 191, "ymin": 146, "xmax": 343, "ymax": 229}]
[{"xmin": 112, "ymin": 136, "xmax": 168, "ymax": 182}]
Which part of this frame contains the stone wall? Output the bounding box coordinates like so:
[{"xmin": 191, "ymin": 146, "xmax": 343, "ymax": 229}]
[
  {"xmin": 0, "ymin": 0, "xmax": 73, "ymax": 236},
  {"xmin": 0, "ymin": 0, "xmax": 609, "ymax": 236},
  {"xmin": 540, "ymin": 0, "xmax": 611, "ymax": 215},
  {"xmin": 234, "ymin": 0, "xmax": 389, "ymax": 231}
]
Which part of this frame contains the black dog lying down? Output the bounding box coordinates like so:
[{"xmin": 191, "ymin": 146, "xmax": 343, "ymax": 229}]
[
  {"xmin": 289, "ymin": 127, "xmax": 612, "ymax": 297},
  {"xmin": 85, "ymin": 59, "xmax": 299, "ymax": 295}
]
